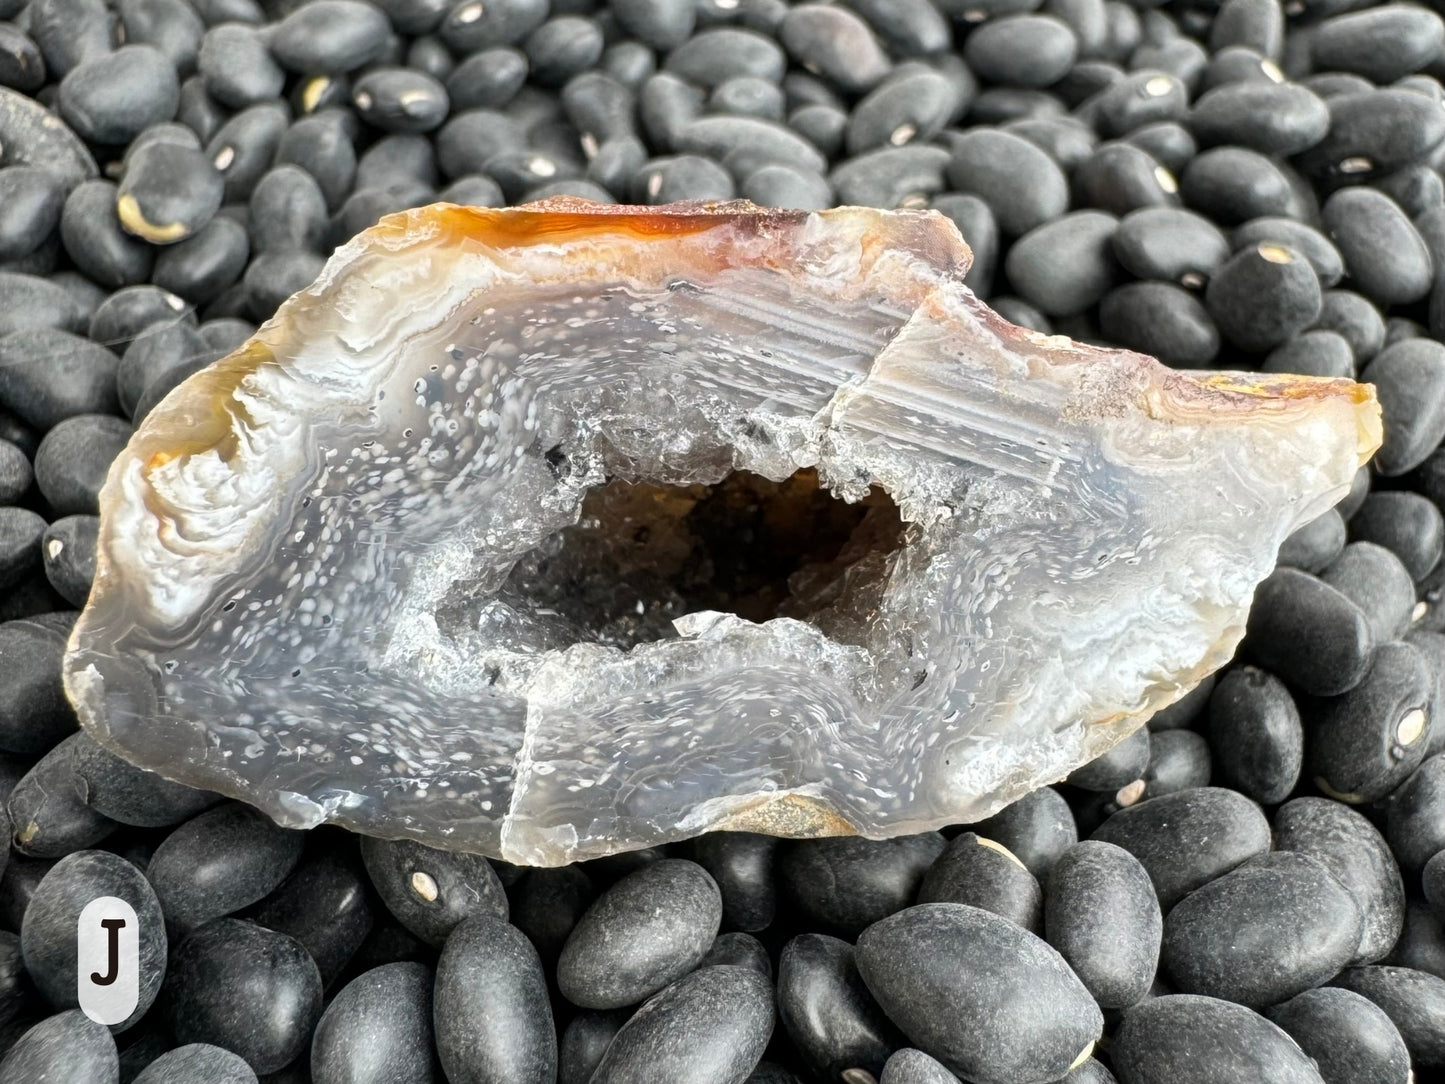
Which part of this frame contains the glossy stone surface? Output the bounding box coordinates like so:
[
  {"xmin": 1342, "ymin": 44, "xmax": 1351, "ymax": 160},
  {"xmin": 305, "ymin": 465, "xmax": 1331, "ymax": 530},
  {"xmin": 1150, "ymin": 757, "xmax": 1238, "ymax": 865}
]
[{"xmin": 63, "ymin": 199, "xmax": 1379, "ymax": 864}]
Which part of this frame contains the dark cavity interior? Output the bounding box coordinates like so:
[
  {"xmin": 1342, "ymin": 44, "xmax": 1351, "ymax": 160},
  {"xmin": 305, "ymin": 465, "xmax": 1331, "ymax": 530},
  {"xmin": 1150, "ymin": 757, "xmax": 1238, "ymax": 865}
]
[{"xmin": 493, "ymin": 468, "xmax": 906, "ymax": 651}]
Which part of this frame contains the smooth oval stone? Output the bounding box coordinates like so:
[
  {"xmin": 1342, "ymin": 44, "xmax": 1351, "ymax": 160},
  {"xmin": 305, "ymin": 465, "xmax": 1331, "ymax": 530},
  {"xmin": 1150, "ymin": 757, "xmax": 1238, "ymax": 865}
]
[
  {"xmin": 917, "ymin": 833, "xmax": 1042, "ymax": 932},
  {"xmin": 57, "ymin": 45, "xmax": 179, "ymax": 146},
  {"xmin": 778, "ymin": 4, "xmax": 891, "ymax": 95},
  {"xmin": 880, "ymin": 1048, "xmax": 959, "ymax": 1084},
  {"xmin": 777, "ymin": 932, "xmax": 899, "ymax": 1082},
  {"xmin": 969, "ymin": 786, "xmax": 1078, "ymax": 881},
  {"xmin": 1331, "ymin": 965, "xmax": 1445, "ymax": 1068},
  {"xmin": 1044, "ymin": 840, "xmax": 1161, "ymax": 1010},
  {"xmin": 665, "ymin": 28, "xmax": 786, "ymax": 88},
  {"xmin": 311, "ymin": 962, "xmax": 435, "ymax": 1084},
  {"xmin": 146, "ymin": 802, "xmax": 304, "ymax": 934},
  {"xmin": 9, "ymin": 731, "xmax": 117, "ymax": 857},
  {"xmin": 433, "ymin": 916, "xmax": 553, "ymax": 1084},
  {"xmin": 1244, "ymin": 568, "xmax": 1375, "ymax": 696},
  {"xmin": 163, "ymin": 918, "xmax": 322, "ymax": 1075},
  {"xmin": 269, "ymin": 0, "xmax": 389, "ymax": 73},
  {"xmin": 1313, "ymin": 4, "xmax": 1445, "ymax": 83},
  {"xmin": 558, "ymin": 858, "xmax": 721, "ymax": 1009},
  {"xmin": 1162, "ymin": 851, "xmax": 1362, "ymax": 1007},
  {"xmin": 21, "ymin": 850, "xmax": 166, "ymax": 1030},
  {"xmin": 1275, "ymin": 797, "xmax": 1405, "ymax": 966},
  {"xmin": 133, "ymin": 1043, "xmax": 257, "ymax": 1084},
  {"xmin": 964, "ymin": 14, "xmax": 1078, "ymax": 88},
  {"xmin": 1113, "ymin": 995, "xmax": 1328, "ymax": 1084},
  {"xmin": 0, "ymin": 1010, "xmax": 118, "ymax": 1084},
  {"xmin": 1266, "ymin": 987, "xmax": 1410, "ymax": 1084},
  {"xmin": 692, "ymin": 833, "xmax": 776, "ymax": 932},
  {"xmin": 855, "ymin": 903, "xmax": 1103, "ymax": 1084},
  {"xmin": 0, "ymin": 328, "xmax": 119, "ymax": 432},
  {"xmin": 1321, "ymin": 542, "xmax": 1416, "ymax": 646},
  {"xmin": 589, "ymin": 966, "xmax": 775, "ymax": 1084},
  {"xmin": 359, "ymin": 835, "xmax": 507, "ymax": 948},
  {"xmin": 1089, "ymin": 787, "xmax": 1270, "ymax": 909},
  {"xmin": 251, "ymin": 845, "xmax": 373, "ymax": 988},
  {"xmin": 1307, "ymin": 640, "xmax": 1432, "ymax": 804},
  {"xmin": 777, "ymin": 835, "xmax": 944, "ymax": 938},
  {"xmin": 1207, "ymin": 666, "xmax": 1303, "ymax": 805}
]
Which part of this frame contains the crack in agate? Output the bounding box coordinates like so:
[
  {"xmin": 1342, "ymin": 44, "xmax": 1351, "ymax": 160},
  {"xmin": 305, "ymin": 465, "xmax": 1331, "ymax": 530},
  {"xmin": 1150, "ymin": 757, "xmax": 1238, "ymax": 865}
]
[{"xmin": 64, "ymin": 199, "xmax": 1380, "ymax": 865}]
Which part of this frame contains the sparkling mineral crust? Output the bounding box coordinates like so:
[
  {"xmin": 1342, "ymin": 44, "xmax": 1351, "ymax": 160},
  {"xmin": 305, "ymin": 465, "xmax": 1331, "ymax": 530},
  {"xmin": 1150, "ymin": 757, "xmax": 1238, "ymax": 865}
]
[{"xmin": 63, "ymin": 199, "xmax": 1381, "ymax": 865}]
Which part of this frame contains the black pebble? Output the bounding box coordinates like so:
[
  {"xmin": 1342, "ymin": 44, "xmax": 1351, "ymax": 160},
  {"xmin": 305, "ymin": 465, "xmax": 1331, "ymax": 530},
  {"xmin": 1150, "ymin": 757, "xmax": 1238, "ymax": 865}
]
[
  {"xmin": 778, "ymin": 4, "xmax": 890, "ymax": 95},
  {"xmin": 32, "ymin": 414, "xmax": 131, "ymax": 517},
  {"xmin": 247, "ymin": 166, "xmax": 328, "ymax": 254},
  {"xmin": 917, "ymin": 832, "xmax": 1043, "ymax": 932},
  {"xmin": 1207, "ymin": 666, "xmax": 1303, "ymax": 804},
  {"xmin": 164, "ymin": 918, "xmax": 322, "ymax": 1075},
  {"xmin": 1361, "ymin": 338, "xmax": 1445, "ymax": 475},
  {"xmin": 1112, "ymin": 994, "xmax": 1331, "ymax": 1084},
  {"xmin": 969, "ymin": 786, "xmax": 1078, "ymax": 880},
  {"xmin": 666, "ymin": 27, "xmax": 786, "ymax": 88},
  {"xmin": 1266, "ymin": 986, "xmax": 1412, "ymax": 1084},
  {"xmin": 776, "ymin": 834, "xmax": 943, "ymax": 938},
  {"xmin": 1275, "ymin": 796, "xmax": 1406, "ymax": 966},
  {"xmin": 1089, "ymin": 786, "xmax": 1270, "ymax": 908},
  {"xmin": 447, "ymin": 48, "xmax": 529, "ymax": 111},
  {"xmin": 359, "ymin": 835, "xmax": 507, "ymax": 948},
  {"xmin": 57, "ymin": 45, "xmax": 179, "ymax": 146},
  {"xmin": 0, "ymin": 328, "xmax": 119, "ymax": 431},
  {"xmin": 1181, "ymin": 146, "xmax": 1299, "ymax": 225},
  {"xmin": 1044, "ymin": 839, "xmax": 1161, "ymax": 1010},
  {"xmin": 1162, "ymin": 850, "xmax": 1362, "ymax": 1007},
  {"xmin": 1188, "ymin": 82, "xmax": 1328, "ymax": 156},
  {"xmin": 311, "ymin": 962, "xmax": 436, "ymax": 1084},
  {"xmin": 0, "ymin": 1010, "xmax": 117, "ymax": 1084},
  {"xmin": 588, "ymin": 966, "xmax": 775, "ymax": 1084},
  {"xmin": 557, "ymin": 858, "xmax": 720, "ymax": 1009},
  {"xmin": 1205, "ymin": 241, "xmax": 1322, "ymax": 352},
  {"xmin": 856, "ymin": 903, "xmax": 1102, "ymax": 1084},
  {"xmin": 146, "ymin": 802, "xmax": 303, "ymax": 934},
  {"xmin": 21, "ymin": 850, "xmax": 167, "ymax": 1030},
  {"xmin": 776, "ymin": 932, "xmax": 899, "ymax": 1082}
]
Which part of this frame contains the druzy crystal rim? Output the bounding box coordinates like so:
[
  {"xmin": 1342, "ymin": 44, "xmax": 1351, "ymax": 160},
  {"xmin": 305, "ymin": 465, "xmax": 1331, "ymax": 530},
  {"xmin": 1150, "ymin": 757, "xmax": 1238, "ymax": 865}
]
[{"xmin": 64, "ymin": 198, "xmax": 1380, "ymax": 864}]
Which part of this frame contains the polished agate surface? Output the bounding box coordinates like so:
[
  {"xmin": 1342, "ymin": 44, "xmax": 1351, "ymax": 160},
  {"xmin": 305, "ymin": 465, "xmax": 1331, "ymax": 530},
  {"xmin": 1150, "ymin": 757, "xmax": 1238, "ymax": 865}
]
[{"xmin": 64, "ymin": 199, "xmax": 1380, "ymax": 864}]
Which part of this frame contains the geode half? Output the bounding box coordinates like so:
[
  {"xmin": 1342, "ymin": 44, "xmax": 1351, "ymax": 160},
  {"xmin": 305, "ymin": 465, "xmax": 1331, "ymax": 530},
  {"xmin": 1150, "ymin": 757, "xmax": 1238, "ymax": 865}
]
[{"xmin": 63, "ymin": 199, "xmax": 1380, "ymax": 865}]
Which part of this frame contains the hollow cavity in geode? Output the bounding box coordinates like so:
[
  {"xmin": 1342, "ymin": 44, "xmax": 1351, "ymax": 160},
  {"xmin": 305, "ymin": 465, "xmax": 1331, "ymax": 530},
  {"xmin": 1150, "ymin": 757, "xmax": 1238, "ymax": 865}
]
[{"xmin": 64, "ymin": 199, "xmax": 1380, "ymax": 865}]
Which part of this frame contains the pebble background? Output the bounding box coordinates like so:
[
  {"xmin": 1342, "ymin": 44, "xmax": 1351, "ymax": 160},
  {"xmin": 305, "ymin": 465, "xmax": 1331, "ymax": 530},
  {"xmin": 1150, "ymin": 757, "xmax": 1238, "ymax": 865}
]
[{"xmin": 0, "ymin": 0, "xmax": 1443, "ymax": 1081}]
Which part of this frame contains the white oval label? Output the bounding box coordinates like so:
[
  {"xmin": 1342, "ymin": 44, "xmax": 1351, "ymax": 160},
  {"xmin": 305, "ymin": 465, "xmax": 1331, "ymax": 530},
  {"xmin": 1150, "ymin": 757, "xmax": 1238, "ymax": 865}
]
[{"xmin": 77, "ymin": 896, "xmax": 139, "ymax": 1026}]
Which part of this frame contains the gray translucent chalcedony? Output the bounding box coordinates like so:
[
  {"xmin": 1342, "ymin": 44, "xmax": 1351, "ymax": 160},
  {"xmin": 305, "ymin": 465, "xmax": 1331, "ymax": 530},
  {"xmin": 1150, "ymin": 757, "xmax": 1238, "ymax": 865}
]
[{"xmin": 63, "ymin": 199, "xmax": 1380, "ymax": 865}]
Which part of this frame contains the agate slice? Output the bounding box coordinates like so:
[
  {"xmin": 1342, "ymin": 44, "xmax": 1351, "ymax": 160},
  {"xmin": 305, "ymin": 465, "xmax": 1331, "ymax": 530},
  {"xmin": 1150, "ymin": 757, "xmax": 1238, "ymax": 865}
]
[{"xmin": 64, "ymin": 199, "xmax": 1380, "ymax": 865}]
